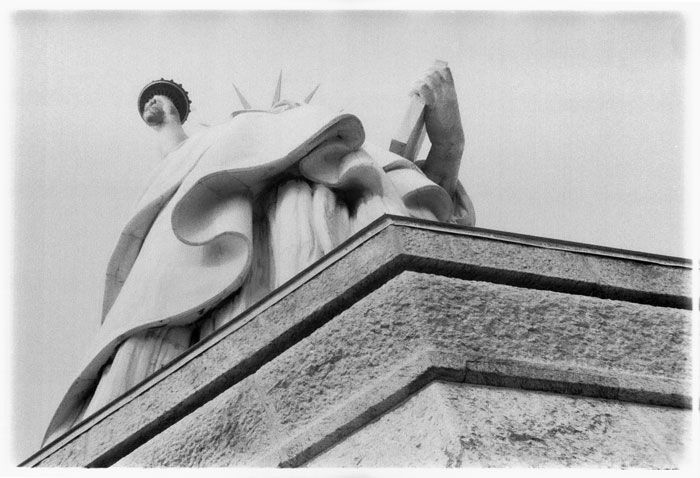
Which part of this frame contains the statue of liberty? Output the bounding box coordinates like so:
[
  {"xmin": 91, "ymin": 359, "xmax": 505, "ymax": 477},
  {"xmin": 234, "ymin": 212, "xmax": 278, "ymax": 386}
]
[{"xmin": 44, "ymin": 62, "xmax": 475, "ymax": 443}]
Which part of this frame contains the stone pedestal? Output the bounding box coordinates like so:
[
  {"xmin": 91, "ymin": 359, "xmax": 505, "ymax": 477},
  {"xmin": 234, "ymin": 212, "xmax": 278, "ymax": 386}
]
[{"xmin": 23, "ymin": 216, "xmax": 692, "ymax": 468}]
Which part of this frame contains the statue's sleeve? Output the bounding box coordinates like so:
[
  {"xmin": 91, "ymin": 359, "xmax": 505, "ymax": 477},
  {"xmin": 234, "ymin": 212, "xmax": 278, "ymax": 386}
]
[
  {"xmin": 362, "ymin": 142, "xmax": 475, "ymax": 225},
  {"xmin": 413, "ymin": 158, "xmax": 475, "ymax": 226}
]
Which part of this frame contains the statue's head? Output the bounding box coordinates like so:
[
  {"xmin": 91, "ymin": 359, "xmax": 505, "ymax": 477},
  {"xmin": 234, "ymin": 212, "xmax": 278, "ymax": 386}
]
[{"xmin": 138, "ymin": 79, "xmax": 191, "ymax": 126}]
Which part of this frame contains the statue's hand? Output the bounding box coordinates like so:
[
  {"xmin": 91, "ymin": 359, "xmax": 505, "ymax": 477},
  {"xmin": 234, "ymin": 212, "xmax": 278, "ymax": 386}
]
[{"xmin": 409, "ymin": 64, "xmax": 464, "ymax": 149}]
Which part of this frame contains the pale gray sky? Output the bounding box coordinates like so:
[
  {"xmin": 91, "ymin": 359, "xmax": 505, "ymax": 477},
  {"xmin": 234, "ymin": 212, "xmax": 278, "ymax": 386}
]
[{"xmin": 11, "ymin": 10, "xmax": 688, "ymax": 461}]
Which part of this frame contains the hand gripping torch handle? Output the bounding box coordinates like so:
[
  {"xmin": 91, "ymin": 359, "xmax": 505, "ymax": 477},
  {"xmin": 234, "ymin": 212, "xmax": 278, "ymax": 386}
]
[{"xmin": 389, "ymin": 60, "xmax": 448, "ymax": 162}]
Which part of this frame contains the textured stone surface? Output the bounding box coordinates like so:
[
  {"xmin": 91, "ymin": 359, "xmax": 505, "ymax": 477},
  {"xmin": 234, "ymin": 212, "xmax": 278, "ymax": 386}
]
[
  {"xmin": 397, "ymin": 224, "xmax": 690, "ymax": 306},
  {"xmin": 118, "ymin": 377, "xmax": 281, "ymax": 467},
  {"xmin": 117, "ymin": 272, "xmax": 689, "ymax": 467},
  {"xmin": 307, "ymin": 381, "xmax": 689, "ymax": 468},
  {"xmin": 27, "ymin": 218, "xmax": 691, "ymax": 467}
]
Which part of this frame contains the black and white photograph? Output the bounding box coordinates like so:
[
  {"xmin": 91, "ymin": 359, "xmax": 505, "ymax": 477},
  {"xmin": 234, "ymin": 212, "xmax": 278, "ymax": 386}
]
[{"xmin": 5, "ymin": 2, "xmax": 699, "ymax": 472}]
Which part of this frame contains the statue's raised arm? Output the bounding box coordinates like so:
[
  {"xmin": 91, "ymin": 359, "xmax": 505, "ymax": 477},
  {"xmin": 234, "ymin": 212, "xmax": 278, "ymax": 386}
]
[{"xmin": 411, "ymin": 63, "xmax": 465, "ymax": 198}]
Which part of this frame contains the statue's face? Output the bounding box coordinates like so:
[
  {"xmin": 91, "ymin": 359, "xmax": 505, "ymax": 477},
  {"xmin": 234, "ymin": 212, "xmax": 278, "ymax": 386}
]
[{"xmin": 142, "ymin": 95, "xmax": 179, "ymax": 126}]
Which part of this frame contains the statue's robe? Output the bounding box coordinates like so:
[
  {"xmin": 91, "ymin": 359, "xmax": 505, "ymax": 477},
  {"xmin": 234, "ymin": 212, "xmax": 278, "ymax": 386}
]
[{"xmin": 44, "ymin": 104, "xmax": 475, "ymax": 442}]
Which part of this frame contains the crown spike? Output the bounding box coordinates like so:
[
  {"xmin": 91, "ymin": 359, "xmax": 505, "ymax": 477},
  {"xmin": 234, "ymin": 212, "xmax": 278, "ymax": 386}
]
[
  {"xmin": 272, "ymin": 70, "xmax": 282, "ymax": 106},
  {"xmin": 304, "ymin": 84, "xmax": 321, "ymax": 104},
  {"xmin": 232, "ymin": 83, "xmax": 252, "ymax": 110}
]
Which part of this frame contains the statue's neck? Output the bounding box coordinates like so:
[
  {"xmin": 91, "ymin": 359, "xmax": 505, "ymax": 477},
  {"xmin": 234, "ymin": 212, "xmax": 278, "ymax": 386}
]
[{"xmin": 154, "ymin": 122, "xmax": 188, "ymax": 158}]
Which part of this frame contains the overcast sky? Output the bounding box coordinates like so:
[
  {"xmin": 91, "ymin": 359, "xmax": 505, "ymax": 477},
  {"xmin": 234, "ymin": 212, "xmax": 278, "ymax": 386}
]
[{"xmin": 10, "ymin": 10, "xmax": 689, "ymax": 462}]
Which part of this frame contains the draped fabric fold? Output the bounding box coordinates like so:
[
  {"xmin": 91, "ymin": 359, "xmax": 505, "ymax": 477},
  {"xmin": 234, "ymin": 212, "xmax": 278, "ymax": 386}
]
[{"xmin": 45, "ymin": 104, "xmax": 474, "ymax": 442}]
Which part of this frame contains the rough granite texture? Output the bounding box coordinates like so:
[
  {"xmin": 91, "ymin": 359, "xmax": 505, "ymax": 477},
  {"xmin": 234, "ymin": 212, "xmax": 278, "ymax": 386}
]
[
  {"xmin": 397, "ymin": 225, "xmax": 689, "ymax": 305},
  {"xmin": 116, "ymin": 272, "xmax": 689, "ymax": 467},
  {"xmin": 307, "ymin": 381, "xmax": 689, "ymax": 468},
  {"xmin": 28, "ymin": 219, "xmax": 691, "ymax": 467}
]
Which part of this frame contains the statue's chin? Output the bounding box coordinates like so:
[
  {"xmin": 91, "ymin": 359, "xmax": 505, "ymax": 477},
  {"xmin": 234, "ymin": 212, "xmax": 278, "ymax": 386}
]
[{"xmin": 143, "ymin": 109, "xmax": 165, "ymax": 126}]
